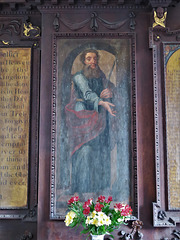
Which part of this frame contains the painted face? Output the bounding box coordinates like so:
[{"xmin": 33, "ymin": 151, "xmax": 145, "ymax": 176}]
[{"xmin": 84, "ymin": 52, "xmax": 98, "ymax": 69}]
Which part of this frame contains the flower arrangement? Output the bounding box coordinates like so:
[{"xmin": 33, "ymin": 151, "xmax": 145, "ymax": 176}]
[{"xmin": 64, "ymin": 195, "xmax": 132, "ymax": 239}]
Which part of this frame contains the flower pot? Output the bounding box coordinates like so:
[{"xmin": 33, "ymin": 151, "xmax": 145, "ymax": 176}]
[{"xmin": 91, "ymin": 234, "xmax": 105, "ymax": 240}]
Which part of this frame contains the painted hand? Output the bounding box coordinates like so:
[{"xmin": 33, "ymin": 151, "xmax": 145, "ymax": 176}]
[
  {"xmin": 99, "ymin": 101, "xmax": 116, "ymax": 116},
  {"xmin": 100, "ymin": 88, "xmax": 113, "ymax": 99}
]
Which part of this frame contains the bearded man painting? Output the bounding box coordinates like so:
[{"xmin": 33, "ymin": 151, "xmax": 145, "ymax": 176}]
[{"xmin": 65, "ymin": 49, "xmax": 117, "ymax": 193}]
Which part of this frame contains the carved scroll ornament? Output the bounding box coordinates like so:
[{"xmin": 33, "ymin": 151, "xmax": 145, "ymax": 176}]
[{"xmin": 0, "ymin": 20, "xmax": 21, "ymax": 36}]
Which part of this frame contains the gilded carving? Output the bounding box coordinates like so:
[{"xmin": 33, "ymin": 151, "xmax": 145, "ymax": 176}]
[
  {"xmin": 23, "ymin": 22, "xmax": 40, "ymax": 38},
  {"xmin": 2, "ymin": 41, "xmax": 10, "ymax": 45},
  {"xmin": 153, "ymin": 7, "xmax": 167, "ymax": 28}
]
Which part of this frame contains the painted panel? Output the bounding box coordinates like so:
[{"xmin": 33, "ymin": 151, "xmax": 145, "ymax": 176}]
[
  {"xmin": 165, "ymin": 45, "xmax": 180, "ymax": 210},
  {"xmin": 50, "ymin": 36, "xmax": 137, "ymax": 218},
  {"xmin": 0, "ymin": 48, "xmax": 31, "ymax": 208}
]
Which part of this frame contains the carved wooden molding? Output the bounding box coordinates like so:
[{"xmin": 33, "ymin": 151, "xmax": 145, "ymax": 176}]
[
  {"xmin": 153, "ymin": 203, "xmax": 180, "ymax": 227},
  {"xmin": 22, "ymin": 205, "xmax": 37, "ymax": 222},
  {"xmin": 0, "ymin": 214, "xmax": 24, "ymax": 219},
  {"xmin": 0, "ymin": 0, "xmax": 179, "ymax": 12},
  {"xmin": 150, "ymin": 27, "xmax": 180, "ymax": 227},
  {"xmin": 52, "ymin": 11, "xmax": 135, "ymax": 32},
  {"xmin": 149, "ymin": 28, "xmax": 180, "ymax": 48},
  {"xmin": 149, "ymin": 0, "xmax": 175, "ymax": 8},
  {"xmin": 39, "ymin": 4, "xmax": 147, "ymax": 11}
]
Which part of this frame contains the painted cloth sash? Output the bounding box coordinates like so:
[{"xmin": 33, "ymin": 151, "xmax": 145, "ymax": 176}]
[{"xmin": 65, "ymin": 91, "xmax": 106, "ymax": 156}]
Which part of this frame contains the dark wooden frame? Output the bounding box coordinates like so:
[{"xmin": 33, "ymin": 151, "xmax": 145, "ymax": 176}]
[
  {"xmin": 50, "ymin": 32, "xmax": 138, "ymax": 220},
  {"xmin": 0, "ymin": 16, "xmax": 40, "ymax": 220},
  {"xmin": 149, "ymin": 27, "xmax": 180, "ymax": 227}
]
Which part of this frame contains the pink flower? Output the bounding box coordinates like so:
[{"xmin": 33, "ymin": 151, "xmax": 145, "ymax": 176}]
[
  {"xmin": 83, "ymin": 198, "xmax": 93, "ymax": 208},
  {"xmin": 67, "ymin": 196, "xmax": 79, "ymax": 205},
  {"xmin": 98, "ymin": 195, "xmax": 106, "ymax": 203},
  {"xmin": 121, "ymin": 206, "xmax": 131, "ymax": 216},
  {"xmin": 105, "ymin": 196, "xmax": 113, "ymax": 203},
  {"xmin": 122, "ymin": 205, "xmax": 132, "ymax": 216},
  {"xmin": 114, "ymin": 203, "xmax": 133, "ymax": 216},
  {"xmin": 114, "ymin": 203, "xmax": 123, "ymax": 210},
  {"xmin": 95, "ymin": 202, "xmax": 103, "ymax": 212},
  {"xmin": 83, "ymin": 207, "xmax": 90, "ymax": 215},
  {"xmin": 74, "ymin": 196, "xmax": 79, "ymax": 201},
  {"xmin": 87, "ymin": 198, "xmax": 93, "ymax": 205}
]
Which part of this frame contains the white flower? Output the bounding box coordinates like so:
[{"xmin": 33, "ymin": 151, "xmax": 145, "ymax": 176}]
[
  {"xmin": 98, "ymin": 212, "xmax": 104, "ymax": 217},
  {"xmin": 91, "ymin": 210, "xmax": 97, "ymax": 218},
  {"xmin": 92, "ymin": 218, "xmax": 99, "ymax": 227},
  {"xmin": 98, "ymin": 219, "xmax": 104, "ymax": 226},
  {"xmin": 85, "ymin": 216, "xmax": 92, "ymax": 225},
  {"xmin": 104, "ymin": 216, "xmax": 111, "ymax": 225},
  {"xmin": 97, "ymin": 212, "xmax": 104, "ymax": 223},
  {"xmin": 88, "ymin": 211, "xmax": 112, "ymax": 227},
  {"xmin": 64, "ymin": 211, "xmax": 76, "ymax": 226}
]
